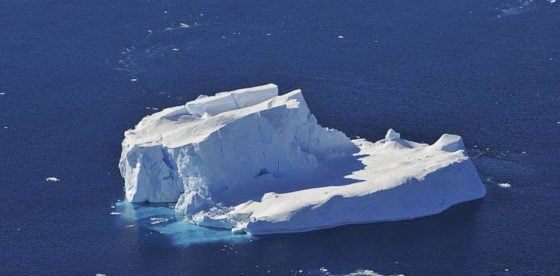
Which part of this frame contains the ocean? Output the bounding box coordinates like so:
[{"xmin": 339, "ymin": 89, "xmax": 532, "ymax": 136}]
[{"xmin": 1, "ymin": 0, "xmax": 559, "ymax": 274}]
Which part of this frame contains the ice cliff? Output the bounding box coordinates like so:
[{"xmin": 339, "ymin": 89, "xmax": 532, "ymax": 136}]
[{"xmin": 119, "ymin": 84, "xmax": 486, "ymax": 234}]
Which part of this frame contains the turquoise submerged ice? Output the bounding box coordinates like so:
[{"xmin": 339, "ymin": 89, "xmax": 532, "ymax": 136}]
[{"xmin": 119, "ymin": 84, "xmax": 486, "ymax": 235}]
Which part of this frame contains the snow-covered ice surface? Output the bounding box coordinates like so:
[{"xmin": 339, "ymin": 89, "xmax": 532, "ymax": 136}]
[{"xmin": 119, "ymin": 84, "xmax": 486, "ymax": 235}]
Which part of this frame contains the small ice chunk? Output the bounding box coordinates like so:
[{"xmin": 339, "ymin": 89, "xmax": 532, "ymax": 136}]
[
  {"xmin": 179, "ymin": 23, "xmax": 190, "ymax": 28},
  {"xmin": 130, "ymin": 78, "xmax": 138, "ymax": 82},
  {"xmin": 385, "ymin": 128, "xmax": 400, "ymax": 141},
  {"xmin": 337, "ymin": 35, "xmax": 344, "ymax": 39},
  {"xmin": 0, "ymin": 92, "xmax": 6, "ymax": 95},
  {"xmin": 110, "ymin": 211, "xmax": 122, "ymax": 215},
  {"xmin": 150, "ymin": 217, "xmax": 170, "ymax": 225},
  {"xmin": 498, "ymin": 182, "xmax": 511, "ymax": 188},
  {"xmin": 46, "ymin": 177, "xmax": 60, "ymax": 182}
]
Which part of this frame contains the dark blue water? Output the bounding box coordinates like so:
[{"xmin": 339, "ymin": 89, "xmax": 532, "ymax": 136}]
[{"xmin": 1, "ymin": 0, "xmax": 559, "ymax": 274}]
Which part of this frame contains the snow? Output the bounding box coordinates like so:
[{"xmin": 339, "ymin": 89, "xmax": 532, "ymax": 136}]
[{"xmin": 119, "ymin": 84, "xmax": 486, "ymax": 234}]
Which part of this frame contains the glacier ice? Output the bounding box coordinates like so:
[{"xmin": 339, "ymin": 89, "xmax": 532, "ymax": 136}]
[{"xmin": 119, "ymin": 84, "xmax": 486, "ymax": 235}]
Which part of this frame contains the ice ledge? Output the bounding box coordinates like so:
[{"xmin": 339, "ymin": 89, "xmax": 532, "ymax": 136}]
[{"xmin": 185, "ymin": 84, "xmax": 278, "ymax": 117}]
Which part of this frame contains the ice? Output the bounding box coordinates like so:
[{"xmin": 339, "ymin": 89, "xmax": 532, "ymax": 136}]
[
  {"xmin": 498, "ymin": 182, "xmax": 511, "ymax": 188},
  {"xmin": 46, "ymin": 177, "xmax": 60, "ymax": 182},
  {"xmin": 384, "ymin": 128, "xmax": 400, "ymax": 141},
  {"xmin": 119, "ymin": 84, "xmax": 486, "ymax": 235},
  {"xmin": 185, "ymin": 83, "xmax": 278, "ymax": 116}
]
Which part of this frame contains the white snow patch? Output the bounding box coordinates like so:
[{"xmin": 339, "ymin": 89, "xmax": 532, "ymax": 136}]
[
  {"xmin": 119, "ymin": 84, "xmax": 486, "ymax": 235},
  {"xmin": 46, "ymin": 177, "xmax": 60, "ymax": 182}
]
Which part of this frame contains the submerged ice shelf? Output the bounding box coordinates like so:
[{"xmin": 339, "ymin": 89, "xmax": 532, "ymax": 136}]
[{"xmin": 119, "ymin": 84, "xmax": 486, "ymax": 235}]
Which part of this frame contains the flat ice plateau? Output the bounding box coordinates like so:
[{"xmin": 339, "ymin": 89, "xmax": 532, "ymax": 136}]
[{"xmin": 119, "ymin": 84, "xmax": 486, "ymax": 235}]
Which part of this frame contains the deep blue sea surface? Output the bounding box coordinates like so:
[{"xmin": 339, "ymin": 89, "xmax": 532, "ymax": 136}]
[{"xmin": 1, "ymin": 0, "xmax": 559, "ymax": 274}]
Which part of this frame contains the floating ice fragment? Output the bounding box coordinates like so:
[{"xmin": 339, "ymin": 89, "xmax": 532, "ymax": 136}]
[
  {"xmin": 46, "ymin": 177, "xmax": 60, "ymax": 182},
  {"xmin": 179, "ymin": 23, "xmax": 190, "ymax": 28},
  {"xmin": 150, "ymin": 217, "xmax": 171, "ymax": 225},
  {"xmin": 130, "ymin": 78, "xmax": 138, "ymax": 82},
  {"xmin": 337, "ymin": 35, "xmax": 344, "ymax": 39},
  {"xmin": 498, "ymin": 182, "xmax": 511, "ymax": 188}
]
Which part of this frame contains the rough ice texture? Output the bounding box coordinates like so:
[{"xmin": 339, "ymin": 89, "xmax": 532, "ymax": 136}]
[{"xmin": 119, "ymin": 84, "xmax": 486, "ymax": 235}]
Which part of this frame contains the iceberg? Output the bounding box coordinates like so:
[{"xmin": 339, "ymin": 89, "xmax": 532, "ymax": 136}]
[{"xmin": 119, "ymin": 84, "xmax": 486, "ymax": 235}]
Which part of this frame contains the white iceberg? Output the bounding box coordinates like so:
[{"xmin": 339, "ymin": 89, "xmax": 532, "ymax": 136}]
[{"xmin": 119, "ymin": 84, "xmax": 486, "ymax": 235}]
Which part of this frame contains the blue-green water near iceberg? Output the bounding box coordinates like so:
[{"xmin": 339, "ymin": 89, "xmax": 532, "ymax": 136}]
[{"xmin": 114, "ymin": 202, "xmax": 251, "ymax": 247}]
